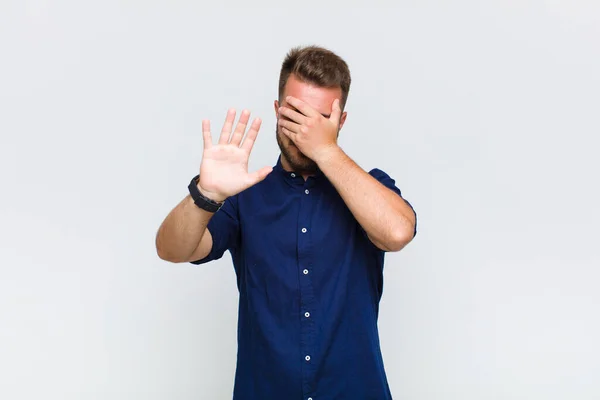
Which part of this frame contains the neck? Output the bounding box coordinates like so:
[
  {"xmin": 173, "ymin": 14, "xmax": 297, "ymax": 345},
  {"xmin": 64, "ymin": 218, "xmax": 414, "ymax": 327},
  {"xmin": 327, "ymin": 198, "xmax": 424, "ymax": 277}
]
[{"xmin": 279, "ymin": 154, "xmax": 313, "ymax": 181}]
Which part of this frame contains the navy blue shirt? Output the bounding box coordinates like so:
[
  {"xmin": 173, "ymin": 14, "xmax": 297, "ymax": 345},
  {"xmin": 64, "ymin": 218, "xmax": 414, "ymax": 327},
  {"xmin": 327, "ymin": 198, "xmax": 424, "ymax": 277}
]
[{"xmin": 192, "ymin": 156, "xmax": 416, "ymax": 400}]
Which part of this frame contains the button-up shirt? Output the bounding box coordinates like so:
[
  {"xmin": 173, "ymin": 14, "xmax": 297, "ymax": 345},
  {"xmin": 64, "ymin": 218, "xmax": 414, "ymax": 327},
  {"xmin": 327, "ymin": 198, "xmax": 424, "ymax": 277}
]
[{"xmin": 192, "ymin": 156, "xmax": 417, "ymax": 399}]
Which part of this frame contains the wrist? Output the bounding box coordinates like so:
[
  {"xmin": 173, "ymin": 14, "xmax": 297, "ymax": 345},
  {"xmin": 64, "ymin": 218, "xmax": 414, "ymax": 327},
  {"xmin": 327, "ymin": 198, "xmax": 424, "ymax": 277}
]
[
  {"xmin": 188, "ymin": 175, "xmax": 225, "ymax": 213},
  {"xmin": 313, "ymin": 144, "xmax": 343, "ymax": 166},
  {"xmin": 196, "ymin": 183, "xmax": 226, "ymax": 203}
]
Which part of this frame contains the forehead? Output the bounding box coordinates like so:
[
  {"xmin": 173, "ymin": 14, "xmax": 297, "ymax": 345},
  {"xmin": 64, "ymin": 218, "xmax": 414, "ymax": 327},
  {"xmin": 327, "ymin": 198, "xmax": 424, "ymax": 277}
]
[{"xmin": 282, "ymin": 74, "xmax": 342, "ymax": 114}]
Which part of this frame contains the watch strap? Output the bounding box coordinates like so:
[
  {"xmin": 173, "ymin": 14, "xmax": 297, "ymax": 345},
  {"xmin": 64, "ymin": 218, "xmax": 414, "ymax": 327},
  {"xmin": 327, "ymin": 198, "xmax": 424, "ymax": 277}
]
[{"xmin": 188, "ymin": 175, "xmax": 223, "ymax": 213}]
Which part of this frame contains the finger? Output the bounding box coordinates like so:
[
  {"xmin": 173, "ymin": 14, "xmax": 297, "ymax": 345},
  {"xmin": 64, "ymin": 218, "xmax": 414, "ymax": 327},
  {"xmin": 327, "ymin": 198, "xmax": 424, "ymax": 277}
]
[
  {"xmin": 278, "ymin": 118, "xmax": 301, "ymax": 134},
  {"xmin": 286, "ymin": 96, "xmax": 318, "ymax": 118},
  {"xmin": 202, "ymin": 119, "xmax": 212, "ymax": 150},
  {"xmin": 247, "ymin": 166, "xmax": 273, "ymax": 186},
  {"xmin": 219, "ymin": 108, "xmax": 236, "ymax": 145},
  {"xmin": 240, "ymin": 117, "xmax": 262, "ymax": 152},
  {"xmin": 281, "ymin": 126, "xmax": 297, "ymax": 141},
  {"xmin": 330, "ymin": 99, "xmax": 342, "ymax": 123},
  {"xmin": 230, "ymin": 109, "xmax": 250, "ymax": 147},
  {"xmin": 278, "ymin": 106, "xmax": 306, "ymax": 125}
]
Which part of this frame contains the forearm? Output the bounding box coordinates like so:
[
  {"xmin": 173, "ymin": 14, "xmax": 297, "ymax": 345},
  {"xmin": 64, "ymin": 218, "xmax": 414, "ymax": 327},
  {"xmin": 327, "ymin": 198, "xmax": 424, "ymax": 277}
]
[
  {"xmin": 156, "ymin": 195, "xmax": 214, "ymax": 262},
  {"xmin": 315, "ymin": 146, "xmax": 416, "ymax": 251}
]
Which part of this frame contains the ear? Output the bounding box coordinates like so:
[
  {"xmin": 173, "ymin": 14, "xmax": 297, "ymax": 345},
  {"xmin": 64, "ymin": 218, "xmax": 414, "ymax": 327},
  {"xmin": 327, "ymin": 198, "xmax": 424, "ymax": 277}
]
[
  {"xmin": 338, "ymin": 111, "xmax": 348, "ymax": 130},
  {"xmin": 274, "ymin": 100, "xmax": 280, "ymax": 118}
]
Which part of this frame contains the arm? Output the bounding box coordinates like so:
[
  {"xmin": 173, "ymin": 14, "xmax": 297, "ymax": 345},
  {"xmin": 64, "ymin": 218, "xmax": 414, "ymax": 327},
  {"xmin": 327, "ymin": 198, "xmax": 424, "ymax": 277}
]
[
  {"xmin": 315, "ymin": 146, "xmax": 416, "ymax": 252},
  {"xmin": 277, "ymin": 96, "xmax": 416, "ymax": 252},
  {"xmin": 155, "ymin": 194, "xmax": 215, "ymax": 263},
  {"xmin": 155, "ymin": 109, "xmax": 272, "ymax": 263}
]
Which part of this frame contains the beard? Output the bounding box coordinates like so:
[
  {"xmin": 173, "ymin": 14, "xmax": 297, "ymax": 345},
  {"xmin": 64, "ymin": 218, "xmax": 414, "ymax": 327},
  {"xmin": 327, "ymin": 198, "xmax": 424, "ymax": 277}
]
[{"xmin": 275, "ymin": 125, "xmax": 319, "ymax": 175}]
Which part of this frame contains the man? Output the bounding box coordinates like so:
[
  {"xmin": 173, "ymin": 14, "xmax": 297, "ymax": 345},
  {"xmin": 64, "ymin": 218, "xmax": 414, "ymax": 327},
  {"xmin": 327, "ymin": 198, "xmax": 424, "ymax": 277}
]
[{"xmin": 156, "ymin": 45, "xmax": 417, "ymax": 400}]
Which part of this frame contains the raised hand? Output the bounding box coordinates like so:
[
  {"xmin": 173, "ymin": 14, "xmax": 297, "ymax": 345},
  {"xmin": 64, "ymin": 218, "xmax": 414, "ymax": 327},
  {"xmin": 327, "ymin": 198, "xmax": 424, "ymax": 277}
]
[
  {"xmin": 198, "ymin": 109, "xmax": 272, "ymax": 202},
  {"xmin": 277, "ymin": 96, "xmax": 343, "ymax": 163}
]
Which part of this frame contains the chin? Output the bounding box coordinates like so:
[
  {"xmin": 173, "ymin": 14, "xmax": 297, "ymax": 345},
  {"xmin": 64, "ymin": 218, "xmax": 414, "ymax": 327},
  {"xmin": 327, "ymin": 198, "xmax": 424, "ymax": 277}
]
[
  {"xmin": 276, "ymin": 128, "xmax": 318, "ymax": 174},
  {"xmin": 286, "ymin": 146, "xmax": 318, "ymax": 173},
  {"xmin": 290, "ymin": 155, "xmax": 318, "ymax": 174}
]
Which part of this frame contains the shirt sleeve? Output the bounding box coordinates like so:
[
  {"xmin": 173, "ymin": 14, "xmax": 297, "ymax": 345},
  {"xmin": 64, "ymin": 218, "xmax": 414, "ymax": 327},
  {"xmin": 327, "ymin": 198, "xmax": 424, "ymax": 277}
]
[
  {"xmin": 369, "ymin": 168, "xmax": 418, "ymax": 238},
  {"xmin": 190, "ymin": 194, "xmax": 240, "ymax": 265}
]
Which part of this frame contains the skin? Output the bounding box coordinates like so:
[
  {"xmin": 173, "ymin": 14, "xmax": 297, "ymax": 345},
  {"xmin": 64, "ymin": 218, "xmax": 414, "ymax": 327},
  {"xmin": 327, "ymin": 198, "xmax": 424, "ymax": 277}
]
[
  {"xmin": 275, "ymin": 75, "xmax": 416, "ymax": 251},
  {"xmin": 155, "ymin": 73, "xmax": 415, "ymax": 262},
  {"xmin": 274, "ymin": 74, "xmax": 347, "ymax": 178},
  {"xmin": 155, "ymin": 110, "xmax": 272, "ymax": 263}
]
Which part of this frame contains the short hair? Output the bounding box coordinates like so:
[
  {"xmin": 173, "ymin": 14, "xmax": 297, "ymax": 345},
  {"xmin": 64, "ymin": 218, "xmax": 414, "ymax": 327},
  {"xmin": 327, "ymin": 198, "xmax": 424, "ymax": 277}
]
[{"xmin": 278, "ymin": 45, "xmax": 351, "ymax": 109}]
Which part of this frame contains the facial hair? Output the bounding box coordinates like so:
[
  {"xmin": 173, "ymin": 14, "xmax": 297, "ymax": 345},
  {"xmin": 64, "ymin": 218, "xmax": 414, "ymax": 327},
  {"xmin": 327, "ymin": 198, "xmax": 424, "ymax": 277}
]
[{"xmin": 275, "ymin": 125, "xmax": 319, "ymax": 175}]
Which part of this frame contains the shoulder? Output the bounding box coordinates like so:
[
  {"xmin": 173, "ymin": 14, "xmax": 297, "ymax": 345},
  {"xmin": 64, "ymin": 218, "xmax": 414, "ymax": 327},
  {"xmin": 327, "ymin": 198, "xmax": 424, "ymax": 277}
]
[{"xmin": 236, "ymin": 170, "xmax": 280, "ymax": 212}]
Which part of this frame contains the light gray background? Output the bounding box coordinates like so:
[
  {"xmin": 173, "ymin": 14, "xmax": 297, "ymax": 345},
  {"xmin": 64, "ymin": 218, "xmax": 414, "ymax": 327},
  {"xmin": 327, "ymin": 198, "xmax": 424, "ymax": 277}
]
[{"xmin": 1, "ymin": 1, "xmax": 599, "ymax": 399}]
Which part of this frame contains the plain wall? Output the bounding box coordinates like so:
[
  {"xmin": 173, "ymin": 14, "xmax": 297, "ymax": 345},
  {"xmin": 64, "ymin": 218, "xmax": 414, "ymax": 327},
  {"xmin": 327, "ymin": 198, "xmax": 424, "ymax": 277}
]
[{"xmin": 1, "ymin": 1, "xmax": 599, "ymax": 399}]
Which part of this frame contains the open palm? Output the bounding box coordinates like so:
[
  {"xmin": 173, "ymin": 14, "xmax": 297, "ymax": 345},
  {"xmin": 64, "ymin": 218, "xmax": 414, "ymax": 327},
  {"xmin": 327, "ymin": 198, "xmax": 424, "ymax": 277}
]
[{"xmin": 198, "ymin": 109, "xmax": 272, "ymax": 202}]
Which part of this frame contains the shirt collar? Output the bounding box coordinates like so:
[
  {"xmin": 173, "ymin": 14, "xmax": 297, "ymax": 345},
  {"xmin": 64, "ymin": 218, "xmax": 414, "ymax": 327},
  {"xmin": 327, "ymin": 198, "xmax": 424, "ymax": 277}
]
[{"xmin": 274, "ymin": 155, "xmax": 324, "ymax": 185}]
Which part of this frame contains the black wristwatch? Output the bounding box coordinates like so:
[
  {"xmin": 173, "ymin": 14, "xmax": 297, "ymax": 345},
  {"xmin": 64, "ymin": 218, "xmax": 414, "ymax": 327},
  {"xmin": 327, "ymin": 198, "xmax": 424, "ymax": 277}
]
[{"xmin": 188, "ymin": 175, "xmax": 224, "ymax": 213}]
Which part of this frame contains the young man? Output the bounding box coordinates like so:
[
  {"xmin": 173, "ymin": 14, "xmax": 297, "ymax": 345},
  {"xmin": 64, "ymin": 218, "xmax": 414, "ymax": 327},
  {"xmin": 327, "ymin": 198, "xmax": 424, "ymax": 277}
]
[{"xmin": 156, "ymin": 45, "xmax": 417, "ymax": 400}]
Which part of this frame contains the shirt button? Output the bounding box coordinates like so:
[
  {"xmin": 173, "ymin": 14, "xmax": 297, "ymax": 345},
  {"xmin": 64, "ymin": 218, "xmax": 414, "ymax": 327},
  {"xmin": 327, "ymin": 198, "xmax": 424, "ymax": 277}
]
[
  {"xmin": 308, "ymin": 398, "xmax": 313, "ymax": 400},
  {"xmin": 301, "ymin": 228, "xmax": 307, "ymax": 233},
  {"xmin": 305, "ymin": 312, "xmax": 310, "ymax": 318},
  {"xmin": 291, "ymin": 173, "xmax": 296, "ymax": 178},
  {"xmin": 305, "ymin": 189, "xmax": 310, "ymax": 194},
  {"xmin": 303, "ymin": 269, "xmax": 309, "ymax": 275},
  {"xmin": 305, "ymin": 355, "xmax": 311, "ymax": 361}
]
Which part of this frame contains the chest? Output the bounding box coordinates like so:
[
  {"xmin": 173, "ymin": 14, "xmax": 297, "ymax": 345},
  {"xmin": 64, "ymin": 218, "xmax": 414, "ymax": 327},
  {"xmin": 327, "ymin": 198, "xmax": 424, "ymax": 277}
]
[{"xmin": 238, "ymin": 183, "xmax": 359, "ymax": 261}]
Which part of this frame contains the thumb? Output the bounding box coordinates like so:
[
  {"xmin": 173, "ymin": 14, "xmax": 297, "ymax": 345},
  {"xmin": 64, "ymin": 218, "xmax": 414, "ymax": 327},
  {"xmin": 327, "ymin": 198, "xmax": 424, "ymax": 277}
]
[
  {"xmin": 248, "ymin": 166, "xmax": 273, "ymax": 185},
  {"xmin": 330, "ymin": 99, "xmax": 342, "ymax": 123}
]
